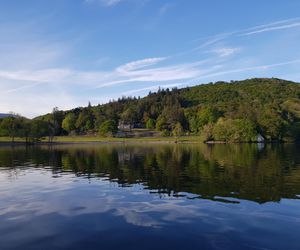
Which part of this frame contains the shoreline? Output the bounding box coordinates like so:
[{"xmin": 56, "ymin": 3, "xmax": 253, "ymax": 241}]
[
  {"xmin": 0, "ymin": 136, "xmax": 201, "ymax": 146},
  {"xmin": 0, "ymin": 137, "xmax": 293, "ymax": 147}
]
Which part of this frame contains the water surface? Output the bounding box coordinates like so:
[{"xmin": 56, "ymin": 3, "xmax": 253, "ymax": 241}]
[{"xmin": 0, "ymin": 143, "xmax": 299, "ymax": 250}]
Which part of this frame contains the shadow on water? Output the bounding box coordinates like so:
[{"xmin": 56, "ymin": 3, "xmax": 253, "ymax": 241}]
[{"xmin": 1, "ymin": 143, "xmax": 300, "ymax": 204}]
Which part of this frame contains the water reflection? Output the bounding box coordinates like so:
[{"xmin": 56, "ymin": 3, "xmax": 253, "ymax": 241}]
[
  {"xmin": 1, "ymin": 143, "xmax": 300, "ymax": 203},
  {"xmin": 1, "ymin": 144, "xmax": 300, "ymax": 250}
]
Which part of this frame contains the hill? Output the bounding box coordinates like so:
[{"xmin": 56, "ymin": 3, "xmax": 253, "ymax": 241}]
[
  {"xmin": 1, "ymin": 78, "xmax": 300, "ymax": 142},
  {"xmin": 0, "ymin": 113, "xmax": 15, "ymax": 119},
  {"xmin": 42, "ymin": 78, "xmax": 300, "ymax": 141}
]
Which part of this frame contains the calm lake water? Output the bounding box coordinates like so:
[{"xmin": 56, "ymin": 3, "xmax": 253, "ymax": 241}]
[{"xmin": 0, "ymin": 143, "xmax": 299, "ymax": 250}]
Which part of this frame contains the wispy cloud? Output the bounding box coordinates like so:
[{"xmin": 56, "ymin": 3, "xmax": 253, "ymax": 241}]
[
  {"xmin": 2, "ymin": 57, "xmax": 299, "ymax": 94},
  {"xmin": 158, "ymin": 3, "xmax": 173, "ymax": 16},
  {"xmin": 241, "ymin": 22, "xmax": 300, "ymax": 36},
  {"xmin": 1, "ymin": 83, "xmax": 41, "ymax": 94},
  {"xmin": 116, "ymin": 57, "xmax": 167, "ymax": 72},
  {"xmin": 85, "ymin": 0, "xmax": 123, "ymax": 7},
  {"xmin": 211, "ymin": 47, "xmax": 241, "ymax": 57},
  {"xmin": 0, "ymin": 69, "xmax": 73, "ymax": 83},
  {"xmin": 240, "ymin": 18, "xmax": 300, "ymax": 36},
  {"xmin": 122, "ymin": 83, "xmax": 178, "ymax": 96},
  {"xmin": 0, "ymin": 57, "xmax": 211, "ymax": 93},
  {"xmin": 1, "ymin": 12, "xmax": 300, "ymax": 117},
  {"xmin": 95, "ymin": 59, "xmax": 213, "ymax": 88},
  {"xmin": 184, "ymin": 59, "xmax": 300, "ymax": 82},
  {"xmin": 189, "ymin": 17, "xmax": 300, "ymax": 53},
  {"xmin": 192, "ymin": 32, "xmax": 234, "ymax": 46}
]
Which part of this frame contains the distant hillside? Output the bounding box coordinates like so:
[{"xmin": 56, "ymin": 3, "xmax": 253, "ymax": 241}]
[
  {"xmin": 0, "ymin": 113, "xmax": 14, "ymax": 119},
  {"xmin": 2, "ymin": 78, "xmax": 300, "ymax": 142},
  {"xmin": 34, "ymin": 78, "xmax": 300, "ymax": 142}
]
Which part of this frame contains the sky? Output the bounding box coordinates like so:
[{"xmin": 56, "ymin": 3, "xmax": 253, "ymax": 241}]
[{"xmin": 1, "ymin": 0, "xmax": 300, "ymax": 118}]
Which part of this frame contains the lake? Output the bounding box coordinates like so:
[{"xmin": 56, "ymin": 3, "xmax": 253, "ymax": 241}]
[{"xmin": 0, "ymin": 143, "xmax": 299, "ymax": 250}]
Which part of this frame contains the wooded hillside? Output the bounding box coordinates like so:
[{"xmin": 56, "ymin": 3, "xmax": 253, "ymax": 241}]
[{"xmin": 1, "ymin": 78, "xmax": 300, "ymax": 142}]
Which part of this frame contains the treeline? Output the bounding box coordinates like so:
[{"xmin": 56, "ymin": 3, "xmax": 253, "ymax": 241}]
[
  {"xmin": 1, "ymin": 78, "xmax": 300, "ymax": 142},
  {"xmin": 0, "ymin": 108, "xmax": 62, "ymax": 143}
]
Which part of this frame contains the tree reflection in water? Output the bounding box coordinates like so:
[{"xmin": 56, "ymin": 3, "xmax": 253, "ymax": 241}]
[{"xmin": 0, "ymin": 143, "xmax": 300, "ymax": 203}]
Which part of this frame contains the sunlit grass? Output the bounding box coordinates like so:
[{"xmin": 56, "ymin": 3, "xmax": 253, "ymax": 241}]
[
  {"xmin": 0, "ymin": 137, "xmax": 26, "ymax": 142},
  {"xmin": 0, "ymin": 135, "xmax": 201, "ymax": 143}
]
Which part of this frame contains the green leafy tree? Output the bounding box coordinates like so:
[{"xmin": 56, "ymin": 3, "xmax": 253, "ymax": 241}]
[
  {"xmin": 19, "ymin": 78, "xmax": 300, "ymax": 142},
  {"xmin": 29, "ymin": 119, "xmax": 48, "ymax": 142},
  {"xmin": 190, "ymin": 107, "xmax": 220, "ymax": 134},
  {"xmin": 62, "ymin": 113, "xmax": 77, "ymax": 133},
  {"xmin": 146, "ymin": 118, "xmax": 156, "ymax": 129},
  {"xmin": 18, "ymin": 118, "xmax": 31, "ymax": 143},
  {"xmin": 121, "ymin": 107, "xmax": 138, "ymax": 129},
  {"xmin": 156, "ymin": 105, "xmax": 186, "ymax": 132},
  {"xmin": 213, "ymin": 118, "xmax": 257, "ymax": 142},
  {"xmin": 47, "ymin": 107, "xmax": 64, "ymax": 142},
  {"xmin": 200, "ymin": 123, "xmax": 214, "ymax": 142},
  {"xmin": 99, "ymin": 120, "xmax": 118, "ymax": 137},
  {"xmin": 156, "ymin": 116, "xmax": 168, "ymax": 131},
  {"xmin": 172, "ymin": 122, "xmax": 184, "ymax": 137},
  {"xmin": 161, "ymin": 129, "xmax": 170, "ymax": 137},
  {"xmin": 257, "ymin": 108, "xmax": 284, "ymax": 140},
  {"xmin": 0, "ymin": 116, "xmax": 22, "ymax": 142},
  {"xmin": 75, "ymin": 110, "xmax": 88, "ymax": 132}
]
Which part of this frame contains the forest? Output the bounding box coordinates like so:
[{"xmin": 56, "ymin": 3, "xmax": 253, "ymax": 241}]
[{"xmin": 1, "ymin": 78, "xmax": 300, "ymax": 143}]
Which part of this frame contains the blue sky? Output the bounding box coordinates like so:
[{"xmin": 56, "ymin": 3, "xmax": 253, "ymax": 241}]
[{"xmin": 1, "ymin": 0, "xmax": 300, "ymax": 117}]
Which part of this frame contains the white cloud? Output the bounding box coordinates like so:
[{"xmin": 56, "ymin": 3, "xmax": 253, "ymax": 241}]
[
  {"xmin": 1, "ymin": 83, "xmax": 41, "ymax": 94},
  {"xmin": 95, "ymin": 59, "xmax": 212, "ymax": 88},
  {"xmin": 241, "ymin": 22, "xmax": 300, "ymax": 36},
  {"xmin": 192, "ymin": 32, "xmax": 234, "ymax": 48},
  {"xmin": 1, "ymin": 13, "xmax": 300, "ymax": 118},
  {"xmin": 184, "ymin": 59, "xmax": 300, "ymax": 83},
  {"xmin": 104, "ymin": 0, "xmax": 123, "ymax": 6},
  {"xmin": 85, "ymin": 0, "xmax": 123, "ymax": 7},
  {"xmin": 211, "ymin": 47, "xmax": 240, "ymax": 57},
  {"xmin": 2, "ymin": 57, "xmax": 300, "ymax": 117},
  {"xmin": 122, "ymin": 83, "xmax": 179, "ymax": 96},
  {"xmin": 3, "ymin": 56, "xmax": 300, "ymax": 116},
  {"xmin": 189, "ymin": 18, "xmax": 300, "ymax": 54},
  {"xmin": 0, "ymin": 83, "xmax": 77, "ymax": 118},
  {"xmin": 239, "ymin": 17, "xmax": 300, "ymax": 36},
  {"xmin": 0, "ymin": 69, "xmax": 72, "ymax": 83},
  {"xmin": 116, "ymin": 57, "xmax": 167, "ymax": 73}
]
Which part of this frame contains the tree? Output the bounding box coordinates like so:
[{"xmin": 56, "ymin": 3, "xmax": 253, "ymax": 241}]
[
  {"xmin": 12, "ymin": 78, "xmax": 300, "ymax": 142},
  {"xmin": 75, "ymin": 110, "xmax": 88, "ymax": 132},
  {"xmin": 172, "ymin": 122, "xmax": 184, "ymax": 137},
  {"xmin": 0, "ymin": 116, "xmax": 22, "ymax": 142},
  {"xmin": 121, "ymin": 107, "xmax": 138, "ymax": 130},
  {"xmin": 156, "ymin": 116, "xmax": 168, "ymax": 131},
  {"xmin": 146, "ymin": 118, "xmax": 156, "ymax": 129},
  {"xmin": 18, "ymin": 118, "xmax": 31, "ymax": 143},
  {"xmin": 29, "ymin": 119, "xmax": 48, "ymax": 142},
  {"xmin": 156, "ymin": 105, "xmax": 186, "ymax": 132},
  {"xmin": 212, "ymin": 118, "xmax": 257, "ymax": 142},
  {"xmin": 75, "ymin": 108, "xmax": 95, "ymax": 133},
  {"xmin": 200, "ymin": 123, "xmax": 214, "ymax": 142},
  {"xmin": 47, "ymin": 107, "xmax": 63, "ymax": 142},
  {"xmin": 190, "ymin": 107, "xmax": 220, "ymax": 134},
  {"xmin": 257, "ymin": 108, "xmax": 284, "ymax": 140},
  {"xmin": 62, "ymin": 113, "xmax": 77, "ymax": 133},
  {"xmin": 198, "ymin": 107, "xmax": 219, "ymax": 127},
  {"xmin": 99, "ymin": 120, "xmax": 118, "ymax": 137}
]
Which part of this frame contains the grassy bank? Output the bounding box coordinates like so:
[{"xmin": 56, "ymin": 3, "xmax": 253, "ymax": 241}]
[{"xmin": 0, "ymin": 135, "xmax": 201, "ymax": 144}]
